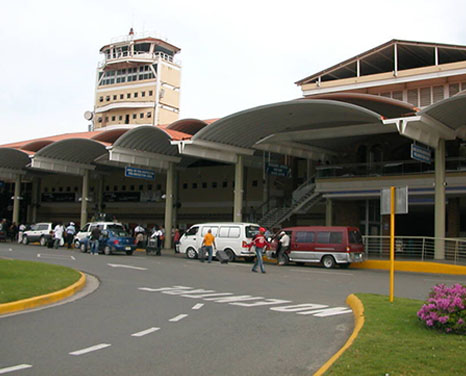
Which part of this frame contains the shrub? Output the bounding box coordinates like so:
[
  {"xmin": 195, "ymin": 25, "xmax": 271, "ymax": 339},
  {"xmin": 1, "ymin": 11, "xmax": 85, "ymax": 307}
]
[{"xmin": 417, "ymin": 283, "xmax": 466, "ymax": 334}]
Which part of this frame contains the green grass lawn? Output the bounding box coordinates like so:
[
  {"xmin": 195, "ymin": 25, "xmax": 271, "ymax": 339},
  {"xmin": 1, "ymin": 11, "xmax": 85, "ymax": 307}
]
[
  {"xmin": 326, "ymin": 293, "xmax": 466, "ymax": 376},
  {"xmin": 0, "ymin": 259, "xmax": 81, "ymax": 304}
]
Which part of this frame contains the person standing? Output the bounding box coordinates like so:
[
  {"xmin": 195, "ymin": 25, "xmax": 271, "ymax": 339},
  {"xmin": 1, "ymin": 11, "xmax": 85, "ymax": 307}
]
[
  {"xmin": 90, "ymin": 225, "xmax": 101, "ymax": 255},
  {"xmin": 249, "ymin": 227, "xmax": 269, "ymax": 273},
  {"xmin": 65, "ymin": 222, "xmax": 76, "ymax": 249},
  {"xmin": 53, "ymin": 222, "xmax": 64, "ymax": 249},
  {"xmin": 18, "ymin": 223, "xmax": 26, "ymax": 244},
  {"xmin": 151, "ymin": 226, "xmax": 163, "ymax": 256},
  {"xmin": 201, "ymin": 229, "xmax": 216, "ymax": 263},
  {"xmin": 173, "ymin": 228, "xmax": 181, "ymax": 253},
  {"xmin": 277, "ymin": 231, "xmax": 290, "ymax": 266}
]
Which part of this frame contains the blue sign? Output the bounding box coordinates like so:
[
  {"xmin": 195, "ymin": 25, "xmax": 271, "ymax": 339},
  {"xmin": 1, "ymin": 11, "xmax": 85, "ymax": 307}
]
[
  {"xmin": 410, "ymin": 143, "xmax": 431, "ymax": 164},
  {"xmin": 265, "ymin": 162, "xmax": 291, "ymax": 177},
  {"xmin": 125, "ymin": 166, "xmax": 155, "ymax": 181}
]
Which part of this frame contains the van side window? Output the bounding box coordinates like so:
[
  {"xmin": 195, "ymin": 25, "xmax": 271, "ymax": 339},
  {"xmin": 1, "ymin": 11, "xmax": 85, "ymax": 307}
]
[
  {"xmin": 246, "ymin": 225, "xmax": 260, "ymax": 238},
  {"xmin": 296, "ymin": 231, "xmax": 314, "ymax": 243},
  {"xmin": 218, "ymin": 226, "xmax": 240, "ymax": 238},
  {"xmin": 317, "ymin": 231, "xmax": 343, "ymax": 244},
  {"xmin": 185, "ymin": 226, "xmax": 199, "ymax": 236},
  {"xmin": 201, "ymin": 227, "xmax": 218, "ymax": 236},
  {"xmin": 349, "ymin": 230, "xmax": 363, "ymax": 244}
]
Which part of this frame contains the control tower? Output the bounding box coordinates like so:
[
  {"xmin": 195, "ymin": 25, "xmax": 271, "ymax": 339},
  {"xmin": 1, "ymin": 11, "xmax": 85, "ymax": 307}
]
[{"xmin": 92, "ymin": 28, "xmax": 181, "ymax": 129}]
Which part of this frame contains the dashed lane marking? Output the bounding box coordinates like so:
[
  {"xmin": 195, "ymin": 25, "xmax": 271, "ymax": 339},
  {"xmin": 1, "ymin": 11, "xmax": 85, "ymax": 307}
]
[
  {"xmin": 0, "ymin": 364, "xmax": 32, "ymax": 374},
  {"xmin": 107, "ymin": 263, "xmax": 147, "ymax": 271},
  {"xmin": 131, "ymin": 327, "xmax": 160, "ymax": 337},
  {"xmin": 37, "ymin": 254, "xmax": 75, "ymax": 261},
  {"xmin": 192, "ymin": 303, "xmax": 204, "ymax": 310},
  {"xmin": 69, "ymin": 343, "xmax": 111, "ymax": 356},
  {"xmin": 169, "ymin": 314, "xmax": 188, "ymax": 322}
]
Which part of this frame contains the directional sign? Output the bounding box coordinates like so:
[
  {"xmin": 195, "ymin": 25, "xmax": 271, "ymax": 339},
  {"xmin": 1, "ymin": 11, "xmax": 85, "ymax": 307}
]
[
  {"xmin": 410, "ymin": 143, "xmax": 431, "ymax": 164},
  {"xmin": 381, "ymin": 186, "xmax": 408, "ymax": 215},
  {"xmin": 125, "ymin": 166, "xmax": 155, "ymax": 181},
  {"xmin": 265, "ymin": 162, "xmax": 291, "ymax": 177}
]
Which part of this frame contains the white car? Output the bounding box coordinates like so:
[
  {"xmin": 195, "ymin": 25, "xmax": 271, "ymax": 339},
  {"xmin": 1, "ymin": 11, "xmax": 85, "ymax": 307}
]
[
  {"xmin": 74, "ymin": 222, "xmax": 126, "ymax": 248},
  {"xmin": 22, "ymin": 222, "xmax": 53, "ymax": 246}
]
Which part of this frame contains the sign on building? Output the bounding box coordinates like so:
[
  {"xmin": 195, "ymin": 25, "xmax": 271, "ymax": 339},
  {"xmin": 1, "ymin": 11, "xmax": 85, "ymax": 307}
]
[
  {"xmin": 265, "ymin": 162, "xmax": 291, "ymax": 177},
  {"xmin": 410, "ymin": 143, "xmax": 431, "ymax": 164},
  {"xmin": 125, "ymin": 166, "xmax": 155, "ymax": 181},
  {"xmin": 381, "ymin": 186, "xmax": 408, "ymax": 215}
]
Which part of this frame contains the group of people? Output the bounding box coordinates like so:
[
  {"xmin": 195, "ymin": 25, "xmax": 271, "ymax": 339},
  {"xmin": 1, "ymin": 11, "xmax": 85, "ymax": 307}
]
[
  {"xmin": 50, "ymin": 222, "xmax": 77, "ymax": 249},
  {"xmin": 198, "ymin": 227, "xmax": 290, "ymax": 274}
]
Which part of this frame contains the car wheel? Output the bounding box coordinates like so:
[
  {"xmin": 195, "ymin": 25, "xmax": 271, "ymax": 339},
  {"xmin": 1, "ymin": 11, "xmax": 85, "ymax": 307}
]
[
  {"xmin": 104, "ymin": 246, "xmax": 112, "ymax": 255},
  {"xmin": 80, "ymin": 243, "xmax": 87, "ymax": 253},
  {"xmin": 74, "ymin": 239, "xmax": 80, "ymax": 249},
  {"xmin": 224, "ymin": 248, "xmax": 235, "ymax": 262},
  {"xmin": 186, "ymin": 247, "xmax": 197, "ymax": 259},
  {"xmin": 322, "ymin": 255, "xmax": 336, "ymax": 269},
  {"xmin": 39, "ymin": 236, "xmax": 46, "ymax": 247},
  {"xmin": 22, "ymin": 236, "xmax": 29, "ymax": 245},
  {"xmin": 126, "ymin": 251, "xmax": 134, "ymax": 255}
]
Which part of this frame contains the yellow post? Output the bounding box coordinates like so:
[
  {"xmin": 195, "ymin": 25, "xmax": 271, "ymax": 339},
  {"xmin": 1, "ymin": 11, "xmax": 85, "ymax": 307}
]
[{"xmin": 389, "ymin": 186, "xmax": 395, "ymax": 302}]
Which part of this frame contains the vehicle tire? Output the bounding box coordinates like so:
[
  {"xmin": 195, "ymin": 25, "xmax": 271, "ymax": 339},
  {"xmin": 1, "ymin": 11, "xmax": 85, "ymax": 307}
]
[
  {"xmin": 80, "ymin": 243, "xmax": 87, "ymax": 253},
  {"xmin": 186, "ymin": 247, "xmax": 197, "ymax": 259},
  {"xmin": 22, "ymin": 236, "xmax": 29, "ymax": 245},
  {"xmin": 74, "ymin": 239, "xmax": 80, "ymax": 249},
  {"xmin": 126, "ymin": 251, "xmax": 134, "ymax": 255},
  {"xmin": 224, "ymin": 248, "xmax": 235, "ymax": 262},
  {"xmin": 104, "ymin": 246, "xmax": 112, "ymax": 255},
  {"xmin": 39, "ymin": 236, "xmax": 46, "ymax": 247},
  {"xmin": 322, "ymin": 255, "xmax": 336, "ymax": 269}
]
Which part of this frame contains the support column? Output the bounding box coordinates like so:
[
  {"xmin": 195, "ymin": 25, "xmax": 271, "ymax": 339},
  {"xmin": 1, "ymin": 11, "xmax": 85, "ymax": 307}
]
[
  {"xmin": 80, "ymin": 171, "xmax": 89, "ymax": 228},
  {"xmin": 12, "ymin": 175, "xmax": 21, "ymax": 225},
  {"xmin": 434, "ymin": 139, "xmax": 446, "ymax": 259},
  {"xmin": 97, "ymin": 176, "xmax": 104, "ymax": 213},
  {"xmin": 325, "ymin": 198, "xmax": 333, "ymax": 226},
  {"xmin": 233, "ymin": 155, "xmax": 244, "ymax": 222},
  {"xmin": 164, "ymin": 162, "xmax": 175, "ymax": 249}
]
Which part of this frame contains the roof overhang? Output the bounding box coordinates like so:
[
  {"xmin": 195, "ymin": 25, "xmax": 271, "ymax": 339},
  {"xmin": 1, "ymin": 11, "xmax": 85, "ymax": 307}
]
[{"xmin": 107, "ymin": 146, "xmax": 180, "ymax": 170}]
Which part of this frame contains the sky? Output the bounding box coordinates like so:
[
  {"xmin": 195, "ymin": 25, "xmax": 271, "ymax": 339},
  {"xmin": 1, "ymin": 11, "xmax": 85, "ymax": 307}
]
[{"xmin": 0, "ymin": 0, "xmax": 465, "ymax": 144}]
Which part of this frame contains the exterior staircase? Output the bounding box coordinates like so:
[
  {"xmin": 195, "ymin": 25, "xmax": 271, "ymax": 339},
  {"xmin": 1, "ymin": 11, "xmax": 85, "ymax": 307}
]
[{"xmin": 258, "ymin": 176, "xmax": 323, "ymax": 229}]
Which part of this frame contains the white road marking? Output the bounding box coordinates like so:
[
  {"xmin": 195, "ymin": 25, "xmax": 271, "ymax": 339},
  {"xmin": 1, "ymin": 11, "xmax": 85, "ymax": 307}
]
[
  {"xmin": 0, "ymin": 364, "xmax": 32, "ymax": 374},
  {"xmin": 169, "ymin": 314, "xmax": 188, "ymax": 322},
  {"xmin": 107, "ymin": 263, "xmax": 147, "ymax": 271},
  {"xmin": 37, "ymin": 254, "xmax": 75, "ymax": 261},
  {"xmin": 69, "ymin": 343, "xmax": 111, "ymax": 356},
  {"xmin": 131, "ymin": 327, "xmax": 160, "ymax": 337},
  {"xmin": 192, "ymin": 303, "xmax": 204, "ymax": 310},
  {"xmin": 8, "ymin": 248, "xmax": 13, "ymax": 252}
]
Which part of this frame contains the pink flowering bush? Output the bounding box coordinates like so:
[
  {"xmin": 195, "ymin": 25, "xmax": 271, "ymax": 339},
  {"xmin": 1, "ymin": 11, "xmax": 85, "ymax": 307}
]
[{"xmin": 417, "ymin": 283, "xmax": 466, "ymax": 334}]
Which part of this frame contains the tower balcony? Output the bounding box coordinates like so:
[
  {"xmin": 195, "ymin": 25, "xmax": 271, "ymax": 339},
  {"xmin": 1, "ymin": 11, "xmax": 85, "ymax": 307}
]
[{"xmin": 99, "ymin": 51, "xmax": 180, "ymax": 69}]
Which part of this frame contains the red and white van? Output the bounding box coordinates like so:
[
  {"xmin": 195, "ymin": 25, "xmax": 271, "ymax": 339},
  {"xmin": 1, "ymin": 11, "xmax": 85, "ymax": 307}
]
[{"xmin": 276, "ymin": 226, "xmax": 365, "ymax": 268}]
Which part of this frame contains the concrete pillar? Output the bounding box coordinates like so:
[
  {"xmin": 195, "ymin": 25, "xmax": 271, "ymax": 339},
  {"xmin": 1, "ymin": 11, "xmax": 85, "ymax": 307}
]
[
  {"xmin": 80, "ymin": 171, "xmax": 89, "ymax": 228},
  {"xmin": 325, "ymin": 198, "xmax": 332, "ymax": 226},
  {"xmin": 31, "ymin": 178, "xmax": 40, "ymax": 223},
  {"xmin": 97, "ymin": 176, "xmax": 104, "ymax": 213},
  {"xmin": 12, "ymin": 175, "xmax": 21, "ymax": 225},
  {"xmin": 164, "ymin": 162, "xmax": 175, "ymax": 249},
  {"xmin": 434, "ymin": 139, "xmax": 446, "ymax": 259},
  {"xmin": 233, "ymin": 155, "xmax": 244, "ymax": 222}
]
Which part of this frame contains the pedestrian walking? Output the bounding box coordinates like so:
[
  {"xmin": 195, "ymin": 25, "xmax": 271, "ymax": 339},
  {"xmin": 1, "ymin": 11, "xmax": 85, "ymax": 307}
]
[
  {"xmin": 173, "ymin": 227, "xmax": 181, "ymax": 253},
  {"xmin": 90, "ymin": 225, "xmax": 101, "ymax": 255},
  {"xmin": 201, "ymin": 229, "xmax": 216, "ymax": 263},
  {"xmin": 249, "ymin": 227, "xmax": 270, "ymax": 273},
  {"xmin": 150, "ymin": 225, "xmax": 163, "ymax": 256},
  {"xmin": 53, "ymin": 222, "xmax": 64, "ymax": 249},
  {"xmin": 276, "ymin": 231, "xmax": 290, "ymax": 265},
  {"xmin": 18, "ymin": 223, "xmax": 26, "ymax": 244},
  {"xmin": 65, "ymin": 222, "xmax": 76, "ymax": 249}
]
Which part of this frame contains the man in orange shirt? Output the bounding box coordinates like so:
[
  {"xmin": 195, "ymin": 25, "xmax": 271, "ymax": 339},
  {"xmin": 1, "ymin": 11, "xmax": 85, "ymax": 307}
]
[{"xmin": 202, "ymin": 229, "xmax": 216, "ymax": 263}]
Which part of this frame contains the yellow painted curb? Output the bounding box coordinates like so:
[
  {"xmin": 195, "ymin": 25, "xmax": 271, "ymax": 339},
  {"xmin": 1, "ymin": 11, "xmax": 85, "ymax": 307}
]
[
  {"xmin": 0, "ymin": 272, "xmax": 86, "ymax": 315},
  {"xmin": 313, "ymin": 294, "xmax": 365, "ymax": 376},
  {"xmin": 350, "ymin": 260, "xmax": 466, "ymax": 275}
]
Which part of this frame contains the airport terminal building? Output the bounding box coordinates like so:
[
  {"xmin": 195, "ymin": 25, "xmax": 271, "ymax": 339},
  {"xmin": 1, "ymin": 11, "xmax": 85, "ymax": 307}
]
[{"xmin": 1, "ymin": 32, "xmax": 466, "ymax": 256}]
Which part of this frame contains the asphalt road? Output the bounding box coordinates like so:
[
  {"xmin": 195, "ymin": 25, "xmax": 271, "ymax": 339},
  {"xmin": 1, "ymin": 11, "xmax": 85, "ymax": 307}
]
[{"xmin": 1, "ymin": 243, "xmax": 465, "ymax": 376}]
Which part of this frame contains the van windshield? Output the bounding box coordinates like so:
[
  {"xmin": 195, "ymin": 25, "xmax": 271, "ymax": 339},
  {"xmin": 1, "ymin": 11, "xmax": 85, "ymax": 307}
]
[
  {"xmin": 245, "ymin": 225, "xmax": 260, "ymax": 238},
  {"xmin": 348, "ymin": 230, "xmax": 363, "ymax": 244}
]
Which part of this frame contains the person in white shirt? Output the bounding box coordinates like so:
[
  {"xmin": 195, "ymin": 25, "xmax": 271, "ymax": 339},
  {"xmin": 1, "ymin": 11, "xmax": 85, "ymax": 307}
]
[
  {"xmin": 65, "ymin": 222, "xmax": 76, "ymax": 249},
  {"xmin": 18, "ymin": 223, "xmax": 26, "ymax": 244},
  {"xmin": 150, "ymin": 226, "xmax": 163, "ymax": 256},
  {"xmin": 277, "ymin": 231, "xmax": 290, "ymax": 266},
  {"xmin": 53, "ymin": 223, "xmax": 64, "ymax": 249}
]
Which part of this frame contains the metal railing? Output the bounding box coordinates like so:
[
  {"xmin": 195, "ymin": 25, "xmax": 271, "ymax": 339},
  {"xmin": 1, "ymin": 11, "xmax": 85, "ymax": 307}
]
[{"xmin": 363, "ymin": 235, "xmax": 466, "ymax": 265}]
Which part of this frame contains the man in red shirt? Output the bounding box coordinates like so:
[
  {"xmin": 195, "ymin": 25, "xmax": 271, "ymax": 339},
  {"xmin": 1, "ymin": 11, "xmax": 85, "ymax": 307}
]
[{"xmin": 249, "ymin": 227, "xmax": 269, "ymax": 273}]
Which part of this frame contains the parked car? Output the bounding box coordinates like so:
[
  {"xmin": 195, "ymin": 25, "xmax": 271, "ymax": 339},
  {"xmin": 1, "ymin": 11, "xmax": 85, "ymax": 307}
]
[
  {"xmin": 22, "ymin": 222, "xmax": 53, "ymax": 246},
  {"xmin": 78, "ymin": 228, "xmax": 136, "ymax": 255},
  {"xmin": 74, "ymin": 222, "xmax": 126, "ymax": 248},
  {"xmin": 178, "ymin": 222, "xmax": 261, "ymax": 261},
  {"xmin": 271, "ymin": 226, "xmax": 365, "ymax": 268}
]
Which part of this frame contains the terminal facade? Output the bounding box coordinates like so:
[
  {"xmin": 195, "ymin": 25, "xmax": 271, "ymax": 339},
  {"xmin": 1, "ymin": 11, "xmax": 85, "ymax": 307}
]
[{"xmin": 1, "ymin": 34, "xmax": 466, "ymax": 254}]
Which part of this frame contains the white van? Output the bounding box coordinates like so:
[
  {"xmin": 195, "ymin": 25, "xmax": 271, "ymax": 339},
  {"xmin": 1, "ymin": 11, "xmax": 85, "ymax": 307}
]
[
  {"xmin": 73, "ymin": 222, "xmax": 126, "ymax": 248},
  {"xmin": 179, "ymin": 222, "xmax": 260, "ymax": 262}
]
